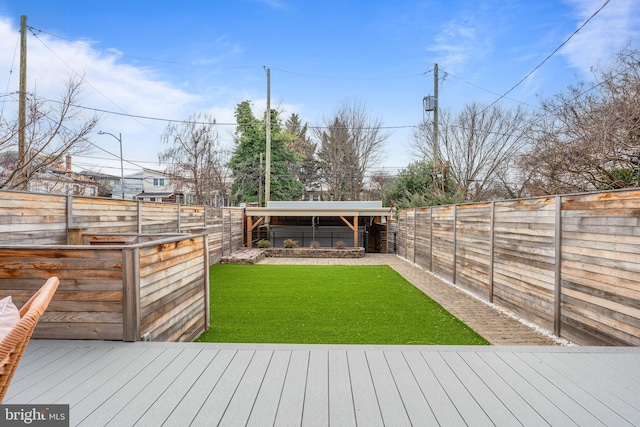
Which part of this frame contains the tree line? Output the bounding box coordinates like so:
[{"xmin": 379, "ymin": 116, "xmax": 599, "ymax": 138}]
[
  {"xmin": 2, "ymin": 47, "xmax": 638, "ymax": 208},
  {"xmin": 388, "ymin": 47, "xmax": 640, "ymax": 208}
]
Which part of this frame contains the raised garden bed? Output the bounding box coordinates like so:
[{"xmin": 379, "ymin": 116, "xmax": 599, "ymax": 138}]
[
  {"xmin": 220, "ymin": 248, "xmax": 266, "ymax": 264},
  {"xmin": 266, "ymin": 247, "xmax": 365, "ymax": 258}
]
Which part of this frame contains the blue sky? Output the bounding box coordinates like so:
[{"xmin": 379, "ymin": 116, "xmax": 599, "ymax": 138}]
[{"xmin": 0, "ymin": 0, "xmax": 638, "ymax": 177}]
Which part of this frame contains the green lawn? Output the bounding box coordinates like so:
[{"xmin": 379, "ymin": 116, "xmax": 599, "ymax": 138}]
[{"xmin": 196, "ymin": 264, "xmax": 489, "ymax": 345}]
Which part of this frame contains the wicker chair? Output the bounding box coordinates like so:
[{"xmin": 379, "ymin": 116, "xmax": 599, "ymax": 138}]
[{"xmin": 0, "ymin": 277, "xmax": 59, "ymax": 402}]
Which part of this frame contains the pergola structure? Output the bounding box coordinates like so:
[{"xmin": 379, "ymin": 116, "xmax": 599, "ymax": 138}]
[{"xmin": 244, "ymin": 201, "xmax": 393, "ymax": 250}]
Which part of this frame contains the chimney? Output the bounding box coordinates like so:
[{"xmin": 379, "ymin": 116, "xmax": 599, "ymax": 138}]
[{"xmin": 66, "ymin": 154, "xmax": 72, "ymax": 171}]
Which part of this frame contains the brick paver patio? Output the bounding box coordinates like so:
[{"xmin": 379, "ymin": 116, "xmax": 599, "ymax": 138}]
[{"xmin": 258, "ymin": 253, "xmax": 566, "ymax": 346}]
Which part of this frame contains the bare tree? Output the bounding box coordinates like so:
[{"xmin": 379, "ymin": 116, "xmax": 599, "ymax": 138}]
[
  {"xmin": 159, "ymin": 113, "xmax": 230, "ymax": 206},
  {"xmin": 314, "ymin": 100, "xmax": 388, "ymax": 200},
  {"xmin": 0, "ymin": 76, "xmax": 99, "ymax": 190},
  {"xmin": 414, "ymin": 103, "xmax": 530, "ymax": 201},
  {"xmin": 519, "ymin": 47, "xmax": 640, "ymax": 195}
]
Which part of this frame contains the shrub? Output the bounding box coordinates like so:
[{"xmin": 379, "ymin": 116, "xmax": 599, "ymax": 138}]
[
  {"xmin": 256, "ymin": 239, "xmax": 271, "ymax": 248},
  {"xmin": 283, "ymin": 238, "xmax": 299, "ymax": 248},
  {"xmin": 310, "ymin": 241, "xmax": 320, "ymax": 249},
  {"xmin": 334, "ymin": 240, "xmax": 346, "ymax": 249}
]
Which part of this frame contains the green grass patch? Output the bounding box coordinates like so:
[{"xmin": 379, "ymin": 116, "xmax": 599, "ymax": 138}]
[{"xmin": 196, "ymin": 264, "xmax": 489, "ymax": 345}]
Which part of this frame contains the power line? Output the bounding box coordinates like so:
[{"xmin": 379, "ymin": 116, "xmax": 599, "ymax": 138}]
[
  {"xmin": 29, "ymin": 94, "xmax": 417, "ymax": 130},
  {"xmin": 0, "ymin": 33, "xmax": 20, "ymax": 120},
  {"xmin": 268, "ymin": 66, "xmax": 429, "ymax": 81},
  {"xmin": 482, "ymin": 0, "xmax": 611, "ymax": 112},
  {"xmin": 27, "ymin": 26, "xmax": 190, "ymax": 66},
  {"xmin": 439, "ymin": 68, "xmax": 541, "ymax": 110}
]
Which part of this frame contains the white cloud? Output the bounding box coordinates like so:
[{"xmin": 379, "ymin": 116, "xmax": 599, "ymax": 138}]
[
  {"xmin": 562, "ymin": 0, "xmax": 640, "ymax": 74},
  {"xmin": 253, "ymin": 0, "xmax": 287, "ymax": 9},
  {"xmin": 0, "ymin": 16, "xmax": 241, "ymax": 176},
  {"xmin": 426, "ymin": 15, "xmax": 491, "ymax": 71}
]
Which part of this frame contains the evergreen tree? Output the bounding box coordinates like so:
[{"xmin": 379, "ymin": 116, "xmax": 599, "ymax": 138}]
[
  {"xmin": 383, "ymin": 160, "xmax": 463, "ymax": 209},
  {"xmin": 284, "ymin": 113, "xmax": 320, "ymax": 196},
  {"xmin": 228, "ymin": 101, "xmax": 304, "ymax": 205}
]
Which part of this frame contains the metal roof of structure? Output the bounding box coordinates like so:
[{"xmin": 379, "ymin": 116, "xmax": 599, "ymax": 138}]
[{"xmin": 245, "ymin": 201, "xmax": 393, "ymax": 217}]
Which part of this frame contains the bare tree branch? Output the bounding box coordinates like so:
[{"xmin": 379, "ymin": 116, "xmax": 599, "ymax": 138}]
[
  {"xmin": 314, "ymin": 100, "xmax": 388, "ymax": 201},
  {"xmin": 0, "ymin": 75, "xmax": 99, "ymax": 190},
  {"xmin": 413, "ymin": 102, "xmax": 530, "ymax": 201},
  {"xmin": 159, "ymin": 113, "xmax": 230, "ymax": 205}
]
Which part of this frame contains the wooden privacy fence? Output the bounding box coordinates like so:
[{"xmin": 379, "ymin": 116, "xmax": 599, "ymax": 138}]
[
  {"xmin": 397, "ymin": 189, "xmax": 640, "ymax": 346},
  {"xmin": 0, "ymin": 190, "xmax": 245, "ymax": 342},
  {"xmin": 0, "ymin": 234, "xmax": 208, "ymax": 342},
  {"xmin": 0, "ymin": 190, "xmax": 244, "ymax": 262}
]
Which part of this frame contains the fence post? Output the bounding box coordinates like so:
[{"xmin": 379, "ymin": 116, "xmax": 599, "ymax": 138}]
[
  {"xmin": 231, "ymin": 210, "xmax": 235, "ymax": 251},
  {"xmin": 554, "ymin": 196, "xmax": 562, "ymax": 336},
  {"xmin": 123, "ymin": 247, "xmax": 140, "ymax": 342},
  {"xmin": 177, "ymin": 200, "xmax": 181, "ymax": 233},
  {"xmin": 489, "ymin": 201, "xmax": 495, "ymax": 303},
  {"xmin": 404, "ymin": 210, "xmax": 408, "ymax": 259},
  {"xmin": 413, "ymin": 208, "xmax": 417, "ymax": 264},
  {"xmin": 66, "ymin": 195, "xmax": 73, "ymax": 244},
  {"xmin": 453, "ymin": 204, "xmax": 457, "ymax": 284},
  {"xmin": 203, "ymin": 204, "xmax": 208, "ymax": 228},
  {"xmin": 429, "ymin": 207, "xmax": 433, "ymax": 271},
  {"xmin": 219, "ymin": 209, "xmax": 224, "ymax": 256},
  {"xmin": 202, "ymin": 234, "xmax": 210, "ymax": 331},
  {"xmin": 137, "ymin": 200, "xmax": 142, "ymax": 234}
]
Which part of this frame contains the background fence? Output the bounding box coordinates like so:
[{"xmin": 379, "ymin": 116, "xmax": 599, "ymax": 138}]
[
  {"xmin": 0, "ymin": 190, "xmax": 244, "ymax": 263},
  {"xmin": 397, "ymin": 189, "xmax": 640, "ymax": 346}
]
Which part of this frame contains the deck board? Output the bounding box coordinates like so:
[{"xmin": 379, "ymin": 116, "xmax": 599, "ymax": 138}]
[
  {"xmin": 443, "ymin": 352, "xmax": 524, "ymax": 426},
  {"xmin": 246, "ymin": 350, "xmax": 290, "ymax": 427},
  {"xmin": 302, "ymin": 349, "xmax": 329, "ymax": 426},
  {"xmin": 517, "ymin": 352, "xmax": 634, "ymax": 426},
  {"xmin": 383, "ymin": 351, "xmax": 437, "ymax": 426},
  {"xmin": 421, "ymin": 351, "xmax": 494, "ymax": 426},
  {"xmin": 78, "ymin": 347, "xmax": 184, "ymax": 426},
  {"xmin": 133, "ymin": 348, "xmax": 221, "ymax": 425},
  {"xmin": 328, "ymin": 350, "xmax": 356, "ymax": 427},
  {"xmin": 5, "ymin": 341, "xmax": 640, "ymax": 427},
  {"xmin": 104, "ymin": 348, "xmax": 201, "ymax": 426},
  {"xmin": 273, "ymin": 350, "xmax": 308, "ymax": 426},
  {"xmin": 219, "ymin": 350, "xmax": 273, "ymax": 427},
  {"xmin": 401, "ymin": 350, "xmax": 466, "ymax": 426},
  {"xmin": 494, "ymin": 352, "xmax": 604, "ymax": 426},
  {"xmin": 366, "ymin": 351, "xmax": 412, "ymax": 426},
  {"xmin": 71, "ymin": 347, "xmax": 166, "ymax": 424},
  {"xmin": 482, "ymin": 351, "xmax": 578, "ymax": 426},
  {"xmin": 348, "ymin": 350, "xmax": 385, "ymax": 426},
  {"xmin": 535, "ymin": 353, "xmax": 640, "ymax": 425}
]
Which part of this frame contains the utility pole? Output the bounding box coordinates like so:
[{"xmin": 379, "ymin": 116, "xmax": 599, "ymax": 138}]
[
  {"xmin": 264, "ymin": 67, "xmax": 271, "ymax": 209},
  {"xmin": 118, "ymin": 132, "xmax": 124, "ymax": 200},
  {"xmin": 18, "ymin": 15, "xmax": 27, "ymax": 190},
  {"xmin": 433, "ymin": 63, "xmax": 439, "ymax": 167},
  {"xmin": 258, "ymin": 153, "xmax": 263, "ymax": 207},
  {"xmin": 423, "ymin": 63, "xmax": 441, "ymax": 191},
  {"xmin": 98, "ymin": 131, "xmax": 125, "ymax": 199}
]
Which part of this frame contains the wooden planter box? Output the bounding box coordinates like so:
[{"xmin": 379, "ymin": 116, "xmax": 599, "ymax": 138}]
[{"xmin": 0, "ymin": 234, "xmax": 210, "ymax": 342}]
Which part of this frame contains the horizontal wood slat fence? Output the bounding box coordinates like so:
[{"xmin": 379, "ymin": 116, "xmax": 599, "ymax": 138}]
[
  {"xmin": 397, "ymin": 189, "xmax": 640, "ymax": 346},
  {"xmin": 0, "ymin": 190, "xmax": 244, "ymax": 262},
  {"xmin": 0, "ymin": 190, "xmax": 244, "ymax": 342}
]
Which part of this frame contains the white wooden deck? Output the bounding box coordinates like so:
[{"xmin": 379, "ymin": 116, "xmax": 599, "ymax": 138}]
[{"xmin": 4, "ymin": 340, "xmax": 640, "ymax": 426}]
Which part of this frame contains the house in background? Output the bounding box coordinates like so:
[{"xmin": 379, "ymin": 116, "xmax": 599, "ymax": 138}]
[
  {"xmin": 0, "ymin": 153, "xmax": 100, "ymax": 197},
  {"xmin": 79, "ymin": 171, "xmax": 119, "ymax": 198},
  {"xmin": 122, "ymin": 168, "xmax": 187, "ymax": 203}
]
